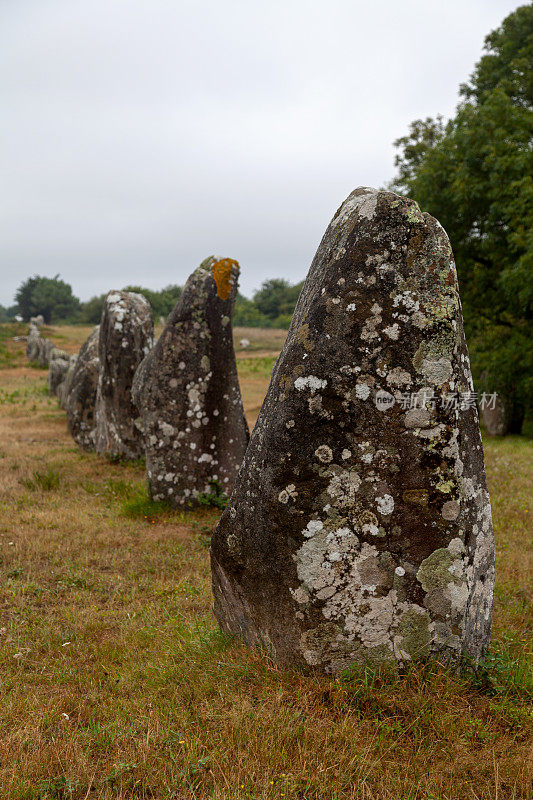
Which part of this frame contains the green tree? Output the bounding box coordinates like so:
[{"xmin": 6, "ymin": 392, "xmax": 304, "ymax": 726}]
[
  {"xmin": 0, "ymin": 305, "xmax": 14, "ymax": 322},
  {"xmin": 253, "ymin": 279, "xmax": 304, "ymax": 323},
  {"xmin": 233, "ymin": 292, "xmax": 270, "ymax": 327},
  {"xmin": 122, "ymin": 285, "xmax": 183, "ymax": 319},
  {"xmin": 15, "ymin": 275, "xmax": 80, "ymax": 323},
  {"xmin": 390, "ymin": 4, "xmax": 533, "ymax": 433},
  {"xmin": 78, "ymin": 294, "xmax": 107, "ymax": 324}
]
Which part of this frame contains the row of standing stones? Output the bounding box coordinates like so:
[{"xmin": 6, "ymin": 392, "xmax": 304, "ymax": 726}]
[{"xmin": 38, "ymin": 188, "xmax": 495, "ymax": 676}]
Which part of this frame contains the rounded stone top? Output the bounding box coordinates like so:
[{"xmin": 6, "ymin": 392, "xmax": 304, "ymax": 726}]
[
  {"xmin": 104, "ymin": 290, "xmax": 151, "ymax": 310},
  {"xmin": 195, "ymin": 256, "xmax": 240, "ymax": 302}
]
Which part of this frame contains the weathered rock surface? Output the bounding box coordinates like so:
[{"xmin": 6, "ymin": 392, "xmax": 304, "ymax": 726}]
[
  {"xmin": 38, "ymin": 338, "xmax": 55, "ymax": 367},
  {"xmin": 48, "ymin": 350, "xmax": 70, "ymax": 397},
  {"xmin": 211, "ymin": 188, "xmax": 495, "ymax": 674},
  {"xmin": 26, "ymin": 327, "xmax": 41, "ymax": 362},
  {"xmin": 58, "ymin": 354, "xmax": 78, "ymax": 410},
  {"xmin": 66, "ymin": 327, "xmax": 101, "ymax": 448},
  {"xmin": 481, "ymin": 396, "xmax": 507, "ymax": 436},
  {"xmin": 26, "ymin": 324, "xmax": 55, "ymax": 366},
  {"xmin": 132, "ymin": 257, "xmax": 249, "ymax": 505},
  {"xmin": 95, "ymin": 293, "xmax": 154, "ymax": 459},
  {"xmin": 481, "ymin": 396, "xmax": 525, "ymax": 436},
  {"xmin": 66, "ymin": 329, "xmax": 100, "ymax": 447}
]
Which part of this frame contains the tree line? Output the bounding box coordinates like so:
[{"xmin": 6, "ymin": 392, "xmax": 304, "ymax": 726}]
[{"xmin": 2, "ymin": 274, "xmax": 305, "ymax": 330}]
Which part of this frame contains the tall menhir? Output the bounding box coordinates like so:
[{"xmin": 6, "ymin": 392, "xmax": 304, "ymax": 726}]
[
  {"xmin": 133, "ymin": 257, "xmax": 249, "ymax": 506},
  {"xmin": 211, "ymin": 188, "xmax": 495, "ymax": 674}
]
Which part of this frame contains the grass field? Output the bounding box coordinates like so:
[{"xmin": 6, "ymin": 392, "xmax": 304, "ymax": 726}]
[{"xmin": 0, "ymin": 324, "xmax": 531, "ymax": 799}]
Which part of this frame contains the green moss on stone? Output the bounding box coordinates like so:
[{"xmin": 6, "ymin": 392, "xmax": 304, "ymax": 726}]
[
  {"xmin": 398, "ymin": 609, "xmax": 431, "ymax": 659},
  {"xmin": 417, "ymin": 548, "xmax": 454, "ymax": 592}
]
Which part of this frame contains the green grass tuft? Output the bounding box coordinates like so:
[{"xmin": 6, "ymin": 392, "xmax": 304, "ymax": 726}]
[
  {"xmin": 237, "ymin": 356, "xmax": 277, "ymax": 379},
  {"xmin": 197, "ymin": 479, "xmax": 228, "ymax": 510},
  {"xmin": 22, "ymin": 467, "xmax": 61, "ymax": 491}
]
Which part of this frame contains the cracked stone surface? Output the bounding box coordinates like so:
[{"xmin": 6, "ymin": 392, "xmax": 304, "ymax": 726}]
[
  {"xmin": 211, "ymin": 188, "xmax": 495, "ymax": 674},
  {"xmin": 65, "ymin": 326, "xmax": 100, "ymax": 449},
  {"xmin": 132, "ymin": 257, "xmax": 249, "ymax": 506},
  {"xmin": 95, "ymin": 292, "xmax": 154, "ymax": 459}
]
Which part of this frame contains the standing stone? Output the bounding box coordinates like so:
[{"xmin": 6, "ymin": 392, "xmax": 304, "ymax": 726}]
[
  {"xmin": 65, "ymin": 327, "xmax": 100, "ymax": 447},
  {"xmin": 132, "ymin": 257, "xmax": 249, "ymax": 505},
  {"xmin": 48, "ymin": 349, "xmax": 70, "ymax": 397},
  {"xmin": 211, "ymin": 188, "xmax": 495, "ymax": 674},
  {"xmin": 58, "ymin": 354, "xmax": 78, "ymax": 410},
  {"xmin": 95, "ymin": 292, "xmax": 154, "ymax": 459},
  {"xmin": 481, "ymin": 396, "xmax": 507, "ymax": 436},
  {"xmin": 36, "ymin": 338, "xmax": 55, "ymax": 367},
  {"xmin": 26, "ymin": 326, "xmax": 41, "ymax": 362},
  {"xmin": 481, "ymin": 395, "xmax": 525, "ymax": 436},
  {"xmin": 27, "ymin": 327, "xmax": 54, "ymax": 367}
]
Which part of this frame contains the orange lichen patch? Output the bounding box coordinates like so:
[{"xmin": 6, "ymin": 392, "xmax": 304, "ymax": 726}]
[{"xmin": 212, "ymin": 258, "xmax": 239, "ymax": 300}]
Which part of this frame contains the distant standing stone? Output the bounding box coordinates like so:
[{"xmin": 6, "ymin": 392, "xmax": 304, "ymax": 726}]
[
  {"xmin": 95, "ymin": 293, "xmax": 154, "ymax": 459},
  {"xmin": 27, "ymin": 330, "xmax": 54, "ymax": 367},
  {"xmin": 58, "ymin": 354, "xmax": 78, "ymax": 410},
  {"xmin": 65, "ymin": 327, "xmax": 100, "ymax": 448},
  {"xmin": 481, "ymin": 396, "xmax": 507, "ymax": 436},
  {"xmin": 48, "ymin": 349, "xmax": 70, "ymax": 397},
  {"xmin": 26, "ymin": 326, "xmax": 41, "ymax": 362},
  {"xmin": 37, "ymin": 339, "xmax": 55, "ymax": 367},
  {"xmin": 211, "ymin": 188, "xmax": 495, "ymax": 674},
  {"xmin": 133, "ymin": 257, "xmax": 249, "ymax": 505}
]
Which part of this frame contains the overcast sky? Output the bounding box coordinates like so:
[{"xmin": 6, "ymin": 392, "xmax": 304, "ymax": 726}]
[{"xmin": 0, "ymin": 0, "xmax": 521, "ymax": 305}]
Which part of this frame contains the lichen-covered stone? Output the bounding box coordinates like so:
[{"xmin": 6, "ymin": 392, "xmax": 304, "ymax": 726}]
[
  {"xmin": 38, "ymin": 339, "xmax": 55, "ymax": 367},
  {"xmin": 58, "ymin": 354, "xmax": 78, "ymax": 410},
  {"xmin": 26, "ymin": 326, "xmax": 41, "ymax": 362},
  {"xmin": 48, "ymin": 352, "xmax": 70, "ymax": 397},
  {"xmin": 95, "ymin": 293, "xmax": 154, "ymax": 459},
  {"xmin": 26, "ymin": 326, "xmax": 54, "ymax": 366},
  {"xmin": 132, "ymin": 257, "xmax": 249, "ymax": 505},
  {"xmin": 211, "ymin": 188, "xmax": 495, "ymax": 674},
  {"xmin": 65, "ymin": 328, "xmax": 99, "ymax": 448}
]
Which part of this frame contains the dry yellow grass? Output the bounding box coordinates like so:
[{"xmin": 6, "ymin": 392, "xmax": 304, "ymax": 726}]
[{"xmin": 0, "ymin": 325, "xmax": 531, "ymax": 800}]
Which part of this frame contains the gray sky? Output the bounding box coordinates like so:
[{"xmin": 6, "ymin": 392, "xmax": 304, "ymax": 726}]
[{"xmin": 0, "ymin": 0, "xmax": 521, "ymax": 305}]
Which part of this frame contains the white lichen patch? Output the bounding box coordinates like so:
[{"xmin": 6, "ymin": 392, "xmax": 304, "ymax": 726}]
[
  {"xmin": 355, "ymin": 383, "xmax": 371, "ymax": 400},
  {"xmin": 334, "ymin": 188, "xmax": 378, "ymax": 228},
  {"xmin": 326, "ymin": 471, "xmax": 361, "ymax": 505},
  {"xmin": 294, "ymin": 527, "xmax": 431, "ymax": 668},
  {"xmin": 383, "ymin": 323, "xmax": 400, "ymax": 340},
  {"xmin": 278, "ymin": 484, "xmax": 298, "ymax": 504},
  {"xmin": 376, "ymin": 494, "xmax": 394, "ymax": 515},
  {"xmin": 315, "ymin": 445, "xmax": 333, "ymax": 463},
  {"xmin": 386, "ymin": 367, "xmax": 412, "ymax": 387},
  {"xmin": 420, "ymin": 357, "xmax": 453, "ymax": 387},
  {"xmin": 294, "ymin": 375, "xmax": 327, "ymax": 393}
]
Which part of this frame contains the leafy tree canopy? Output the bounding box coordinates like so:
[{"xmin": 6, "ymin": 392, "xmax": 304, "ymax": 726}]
[
  {"xmin": 15, "ymin": 275, "xmax": 80, "ymax": 323},
  {"xmin": 122, "ymin": 285, "xmax": 183, "ymax": 319},
  {"xmin": 390, "ymin": 3, "xmax": 533, "ymax": 431},
  {"xmin": 253, "ymin": 279, "xmax": 304, "ymax": 325}
]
